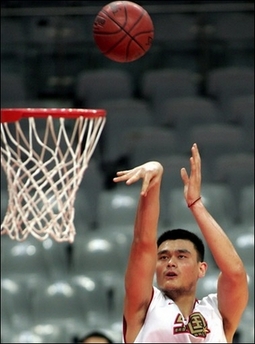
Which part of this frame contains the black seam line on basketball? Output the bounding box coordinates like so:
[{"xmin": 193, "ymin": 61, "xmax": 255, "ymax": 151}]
[{"xmin": 100, "ymin": 8, "xmax": 147, "ymax": 53}]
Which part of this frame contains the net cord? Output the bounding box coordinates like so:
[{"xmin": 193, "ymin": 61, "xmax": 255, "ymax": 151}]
[{"xmin": 1, "ymin": 115, "xmax": 105, "ymax": 242}]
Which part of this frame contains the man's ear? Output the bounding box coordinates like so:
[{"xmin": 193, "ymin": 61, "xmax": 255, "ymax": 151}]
[{"xmin": 198, "ymin": 261, "xmax": 208, "ymax": 279}]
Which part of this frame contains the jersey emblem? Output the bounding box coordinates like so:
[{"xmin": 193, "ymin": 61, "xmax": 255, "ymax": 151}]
[{"xmin": 174, "ymin": 312, "xmax": 211, "ymax": 338}]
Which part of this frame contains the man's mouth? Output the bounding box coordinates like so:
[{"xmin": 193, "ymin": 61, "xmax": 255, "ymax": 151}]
[{"xmin": 165, "ymin": 271, "xmax": 177, "ymax": 277}]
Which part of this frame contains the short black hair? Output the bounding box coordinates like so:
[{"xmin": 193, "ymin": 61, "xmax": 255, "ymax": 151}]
[
  {"xmin": 75, "ymin": 330, "xmax": 113, "ymax": 343},
  {"xmin": 157, "ymin": 228, "xmax": 205, "ymax": 262}
]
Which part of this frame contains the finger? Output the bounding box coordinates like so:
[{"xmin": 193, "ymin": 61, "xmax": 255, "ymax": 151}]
[
  {"xmin": 140, "ymin": 175, "xmax": 151, "ymax": 196},
  {"xmin": 113, "ymin": 176, "xmax": 126, "ymax": 183},
  {"xmin": 125, "ymin": 170, "xmax": 142, "ymax": 185},
  {"xmin": 115, "ymin": 170, "xmax": 131, "ymax": 176},
  {"xmin": 192, "ymin": 143, "xmax": 201, "ymax": 164},
  {"xmin": 113, "ymin": 173, "xmax": 130, "ymax": 183},
  {"xmin": 190, "ymin": 144, "xmax": 201, "ymax": 178},
  {"xmin": 180, "ymin": 167, "xmax": 189, "ymax": 184},
  {"xmin": 190, "ymin": 156, "xmax": 196, "ymax": 173},
  {"xmin": 113, "ymin": 169, "xmax": 133, "ymax": 183}
]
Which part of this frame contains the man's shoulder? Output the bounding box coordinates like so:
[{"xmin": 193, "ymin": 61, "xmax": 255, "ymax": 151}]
[
  {"xmin": 197, "ymin": 293, "xmax": 220, "ymax": 313},
  {"xmin": 199, "ymin": 293, "xmax": 218, "ymax": 304}
]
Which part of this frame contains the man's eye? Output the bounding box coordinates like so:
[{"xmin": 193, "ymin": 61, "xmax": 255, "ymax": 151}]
[{"xmin": 178, "ymin": 255, "xmax": 186, "ymax": 259}]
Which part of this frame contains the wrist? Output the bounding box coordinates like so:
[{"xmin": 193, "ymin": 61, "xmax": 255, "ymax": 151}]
[{"xmin": 188, "ymin": 196, "xmax": 201, "ymax": 208}]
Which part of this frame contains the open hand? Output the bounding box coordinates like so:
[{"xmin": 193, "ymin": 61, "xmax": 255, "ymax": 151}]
[
  {"xmin": 113, "ymin": 161, "xmax": 163, "ymax": 196},
  {"xmin": 180, "ymin": 143, "xmax": 202, "ymax": 206}
]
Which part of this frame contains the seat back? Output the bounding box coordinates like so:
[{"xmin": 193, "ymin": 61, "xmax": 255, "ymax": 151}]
[
  {"xmin": 159, "ymin": 154, "xmax": 212, "ymax": 225},
  {"xmin": 213, "ymin": 154, "xmax": 254, "ymax": 220},
  {"xmin": 97, "ymin": 185, "xmax": 140, "ymax": 228},
  {"xmin": 189, "ymin": 123, "xmax": 246, "ymax": 171},
  {"xmin": 239, "ymin": 184, "xmax": 254, "ymax": 227},
  {"xmin": 162, "ymin": 96, "xmax": 221, "ymax": 126},
  {"xmin": 125, "ymin": 126, "xmax": 178, "ymax": 167},
  {"xmin": 1, "ymin": 236, "xmax": 49, "ymax": 280},
  {"xmin": 1, "ymin": 72, "xmax": 27, "ymax": 107},
  {"xmin": 1, "ymin": 276, "xmax": 34, "ymax": 332},
  {"xmin": 161, "ymin": 96, "xmax": 221, "ymax": 152},
  {"xmin": 99, "ymin": 98, "xmax": 153, "ymax": 162},
  {"xmin": 76, "ymin": 160, "xmax": 105, "ymax": 230},
  {"xmin": 207, "ymin": 67, "xmax": 254, "ymax": 109},
  {"xmin": 71, "ymin": 230, "xmax": 128, "ymax": 276},
  {"xmin": 141, "ymin": 68, "xmax": 199, "ymax": 123},
  {"xmin": 167, "ymin": 183, "xmax": 235, "ymax": 229},
  {"xmin": 31, "ymin": 278, "xmax": 86, "ymax": 337},
  {"xmin": 75, "ymin": 69, "xmax": 133, "ymax": 108},
  {"xmin": 228, "ymin": 95, "xmax": 254, "ymax": 151},
  {"xmin": 150, "ymin": 13, "xmax": 199, "ymax": 70},
  {"xmin": 230, "ymin": 232, "xmax": 254, "ymax": 268},
  {"xmin": 206, "ymin": 12, "xmax": 254, "ymax": 49},
  {"xmin": 196, "ymin": 269, "xmax": 219, "ymax": 300}
]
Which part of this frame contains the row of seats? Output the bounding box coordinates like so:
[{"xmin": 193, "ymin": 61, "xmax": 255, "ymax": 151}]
[
  {"xmin": 99, "ymin": 103, "xmax": 254, "ymax": 164},
  {"xmin": 2, "ymin": 226, "xmax": 253, "ymax": 277},
  {"xmin": 1, "ymin": 10, "xmax": 254, "ymax": 53},
  {"xmin": 1, "ymin": 11, "xmax": 254, "ymax": 57},
  {"xmin": 1, "ymin": 227, "xmax": 254, "ymax": 342},
  {"xmin": 1, "ymin": 66, "xmax": 254, "ymax": 138},
  {"xmin": 1, "ymin": 69, "xmax": 254, "ymax": 166},
  {"xmin": 78, "ymin": 67, "xmax": 253, "ymax": 129},
  {"xmin": 79, "ymin": 180, "xmax": 254, "ymax": 230},
  {"xmin": 1, "ymin": 163, "xmax": 254, "ymax": 231},
  {"xmin": 1, "ymin": 273, "xmax": 123, "ymax": 343},
  {"xmin": 2, "ymin": 199, "xmax": 254, "ymax": 278},
  {"xmin": 2, "ymin": 274, "xmax": 253, "ymax": 343},
  {"xmin": 1, "ymin": 64, "xmax": 254, "ymax": 109},
  {"xmin": 1, "ymin": 8, "xmax": 254, "ymax": 97}
]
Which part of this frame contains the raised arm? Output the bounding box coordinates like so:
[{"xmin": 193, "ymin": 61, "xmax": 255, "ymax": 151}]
[
  {"xmin": 113, "ymin": 161, "xmax": 163, "ymax": 342},
  {"xmin": 181, "ymin": 143, "xmax": 249, "ymax": 342}
]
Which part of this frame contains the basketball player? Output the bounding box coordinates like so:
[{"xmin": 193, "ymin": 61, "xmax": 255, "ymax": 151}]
[{"xmin": 113, "ymin": 143, "xmax": 248, "ymax": 343}]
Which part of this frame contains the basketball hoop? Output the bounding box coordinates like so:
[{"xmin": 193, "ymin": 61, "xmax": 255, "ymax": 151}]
[{"xmin": 1, "ymin": 108, "xmax": 106, "ymax": 243}]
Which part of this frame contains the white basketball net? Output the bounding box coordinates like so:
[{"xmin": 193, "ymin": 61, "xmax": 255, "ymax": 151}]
[{"xmin": 1, "ymin": 111, "xmax": 106, "ymax": 242}]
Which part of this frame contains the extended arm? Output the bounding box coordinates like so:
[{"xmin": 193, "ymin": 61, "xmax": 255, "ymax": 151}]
[
  {"xmin": 113, "ymin": 161, "xmax": 163, "ymax": 342},
  {"xmin": 181, "ymin": 143, "xmax": 248, "ymax": 341}
]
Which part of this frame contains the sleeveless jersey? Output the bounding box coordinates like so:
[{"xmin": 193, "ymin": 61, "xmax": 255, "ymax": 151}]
[{"xmin": 123, "ymin": 286, "xmax": 227, "ymax": 343}]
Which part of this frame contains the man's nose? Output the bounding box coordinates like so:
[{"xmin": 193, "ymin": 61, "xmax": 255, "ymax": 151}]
[{"xmin": 167, "ymin": 257, "xmax": 176, "ymax": 267}]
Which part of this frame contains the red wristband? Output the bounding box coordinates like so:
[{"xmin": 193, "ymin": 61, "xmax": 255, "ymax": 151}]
[{"xmin": 188, "ymin": 196, "xmax": 201, "ymax": 208}]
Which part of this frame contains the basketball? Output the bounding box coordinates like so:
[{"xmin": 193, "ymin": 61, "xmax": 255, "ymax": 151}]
[{"xmin": 93, "ymin": 1, "xmax": 154, "ymax": 63}]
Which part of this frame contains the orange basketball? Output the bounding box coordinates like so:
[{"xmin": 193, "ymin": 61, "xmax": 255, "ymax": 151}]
[{"xmin": 93, "ymin": 1, "xmax": 154, "ymax": 63}]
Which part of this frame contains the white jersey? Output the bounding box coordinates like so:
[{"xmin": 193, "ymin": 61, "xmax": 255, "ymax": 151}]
[{"xmin": 123, "ymin": 286, "xmax": 227, "ymax": 343}]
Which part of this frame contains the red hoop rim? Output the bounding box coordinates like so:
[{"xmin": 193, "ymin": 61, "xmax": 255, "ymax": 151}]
[{"xmin": 1, "ymin": 108, "xmax": 106, "ymax": 123}]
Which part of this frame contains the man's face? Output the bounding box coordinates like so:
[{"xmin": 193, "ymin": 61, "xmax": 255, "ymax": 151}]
[{"xmin": 156, "ymin": 239, "xmax": 206, "ymax": 296}]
